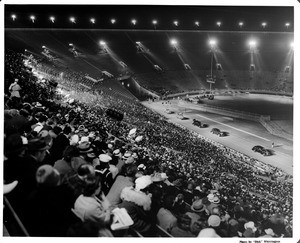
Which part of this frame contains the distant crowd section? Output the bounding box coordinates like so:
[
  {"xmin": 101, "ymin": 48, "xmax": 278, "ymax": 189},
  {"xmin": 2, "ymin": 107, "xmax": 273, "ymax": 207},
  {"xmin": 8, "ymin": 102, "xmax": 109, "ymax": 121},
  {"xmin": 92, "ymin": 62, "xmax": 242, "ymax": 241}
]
[
  {"xmin": 133, "ymin": 69, "xmax": 293, "ymax": 97},
  {"xmin": 4, "ymin": 49, "xmax": 292, "ymax": 238}
]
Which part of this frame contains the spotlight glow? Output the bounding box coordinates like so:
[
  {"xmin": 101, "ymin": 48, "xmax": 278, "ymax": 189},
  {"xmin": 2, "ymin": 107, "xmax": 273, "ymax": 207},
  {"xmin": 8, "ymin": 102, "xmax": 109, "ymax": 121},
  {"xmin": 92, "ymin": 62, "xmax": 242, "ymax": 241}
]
[
  {"xmin": 69, "ymin": 43, "xmax": 73, "ymax": 46},
  {"xmin": 100, "ymin": 41, "xmax": 106, "ymax": 46},
  {"xmin": 70, "ymin": 17, "xmax": 76, "ymax": 23},
  {"xmin": 30, "ymin": 15, "xmax": 35, "ymax": 23},
  {"xmin": 152, "ymin": 19, "xmax": 157, "ymax": 25},
  {"xmin": 170, "ymin": 39, "xmax": 178, "ymax": 46},
  {"xmin": 249, "ymin": 40, "xmax": 257, "ymax": 48},
  {"xmin": 290, "ymin": 42, "xmax": 294, "ymax": 48},
  {"xmin": 136, "ymin": 41, "xmax": 141, "ymax": 44},
  {"xmin": 173, "ymin": 20, "xmax": 178, "ymax": 26},
  {"xmin": 11, "ymin": 14, "xmax": 17, "ymax": 21},
  {"xmin": 209, "ymin": 39, "xmax": 217, "ymax": 47},
  {"xmin": 111, "ymin": 18, "xmax": 116, "ymax": 24},
  {"xmin": 238, "ymin": 22, "xmax": 244, "ymax": 27},
  {"xmin": 90, "ymin": 18, "xmax": 96, "ymax": 24},
  {"xmin": 195, "ymin": 21, "xmax": 199, "ymax": 26},
  {"xmin": 216, "ymin": 21, "xmax": 222, "ymax": 27},
  {"xmin": 285, "ymin": 22, "xmax": 290, "ymax": 27},
  {"xmin": 261, "ymin": 22, "xmax": 267, "ymax": 28},
  {"xmin": 49, "ymin": 16, "xmax": 55, "ymax": 23},
  {"xmin": 131, "ymin": 19, "xmax": 137, "ymax": 25}
]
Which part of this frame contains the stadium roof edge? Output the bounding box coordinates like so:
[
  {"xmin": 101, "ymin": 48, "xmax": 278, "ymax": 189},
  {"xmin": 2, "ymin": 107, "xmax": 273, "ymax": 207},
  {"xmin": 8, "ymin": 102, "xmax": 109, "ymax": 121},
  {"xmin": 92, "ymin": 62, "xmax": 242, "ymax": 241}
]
[{"xmin": 4, "ymin": 28, "xmax": 294, "ymax": 34}]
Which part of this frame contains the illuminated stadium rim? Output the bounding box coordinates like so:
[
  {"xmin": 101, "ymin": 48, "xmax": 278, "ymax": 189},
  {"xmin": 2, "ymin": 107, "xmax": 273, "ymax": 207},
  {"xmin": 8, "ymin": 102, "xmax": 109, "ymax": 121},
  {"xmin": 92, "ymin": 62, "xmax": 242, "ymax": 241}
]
[{"xmin": 4, "ymin": 28, "xmax": 295, "ymax": 34}]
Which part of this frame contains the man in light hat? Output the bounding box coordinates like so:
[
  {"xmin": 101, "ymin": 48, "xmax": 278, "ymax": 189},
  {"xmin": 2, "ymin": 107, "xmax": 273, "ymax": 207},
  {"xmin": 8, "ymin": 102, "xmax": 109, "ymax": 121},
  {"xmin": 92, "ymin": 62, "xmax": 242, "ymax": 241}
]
[
  {"xmin": 95, "ymin": 154, "xmax": 114, "ymax": 195},
  {"xmin": 72, "ymin": 141, "xmax": 96, "ymax": 170}
]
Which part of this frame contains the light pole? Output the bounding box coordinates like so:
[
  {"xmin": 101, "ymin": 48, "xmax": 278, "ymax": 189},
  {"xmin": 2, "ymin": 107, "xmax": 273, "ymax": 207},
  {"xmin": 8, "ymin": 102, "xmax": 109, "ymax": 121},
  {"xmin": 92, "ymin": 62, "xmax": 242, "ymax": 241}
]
[{"xmin": 208, "ymin": 39, "xmax": 216, "ymax": 94}]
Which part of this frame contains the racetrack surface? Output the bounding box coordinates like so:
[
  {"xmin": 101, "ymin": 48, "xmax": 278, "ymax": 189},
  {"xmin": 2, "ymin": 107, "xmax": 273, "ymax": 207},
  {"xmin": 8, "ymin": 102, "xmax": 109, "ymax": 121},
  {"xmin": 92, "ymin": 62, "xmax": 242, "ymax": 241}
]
[{"xmin": 143, "ymin": 95, "xmax": 293, "ymax": 175}]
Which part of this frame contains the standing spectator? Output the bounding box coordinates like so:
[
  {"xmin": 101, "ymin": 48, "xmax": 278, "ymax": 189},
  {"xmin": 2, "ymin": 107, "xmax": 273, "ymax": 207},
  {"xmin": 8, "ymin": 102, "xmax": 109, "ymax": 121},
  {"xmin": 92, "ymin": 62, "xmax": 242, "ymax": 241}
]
[
  {"xmin": 9, "ymin": 78, "xmax": 21, "ymax": 99},
  {"xmin": 95, "ymin": 154, "xmax": 114, "ymax": 195}
]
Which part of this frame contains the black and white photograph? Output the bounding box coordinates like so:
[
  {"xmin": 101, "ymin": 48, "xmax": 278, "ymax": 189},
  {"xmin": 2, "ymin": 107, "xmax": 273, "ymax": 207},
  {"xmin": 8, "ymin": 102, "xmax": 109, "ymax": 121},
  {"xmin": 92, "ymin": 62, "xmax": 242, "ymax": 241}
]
[{"xmin": 1, "ymin": 0, "xmax": 298, "ymax": 241}]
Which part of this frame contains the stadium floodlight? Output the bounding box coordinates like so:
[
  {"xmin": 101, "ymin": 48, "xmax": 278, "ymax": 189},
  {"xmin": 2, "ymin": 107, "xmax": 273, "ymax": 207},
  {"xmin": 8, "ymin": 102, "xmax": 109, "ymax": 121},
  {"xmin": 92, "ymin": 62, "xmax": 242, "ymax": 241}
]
[
  {"xmin": 173, "ymin": 20, "xmax": 178, "ymax": 26},
  {"xmin": 249, "ymin": 40, "xmax": 256, "ymax": 48},
  {"xmin": 238, "ymin": 22, "xmax": 244, "ymax": 28},
  {"xmin": 170, "ymin": 39, "xmax": 178, "ymax": 46},
  {"xmin": 209, "ymin": 39, "xmax": 217, "ymax": 47},
  {"xmin": 30, "ymin": 15, "xmax": 35, "ymax": 23},
  {"xmin": 111, "ymin": 18, "xmax": 116, "ymax": 24},
  {"xmin": 99, "ymin": 41, "xmax": 106, "ymax": 46},
  {"xmin": 195, "ymin": 21, "xmax": 199, "ymax": 27},
  {"xmin": 49, "ymin": 16, "xmax": 55, "ymax": 23},
  {"xmin": 11, "ymin": 14, "xmax": 17, "ymax": 21},
  {"xmin": 216, "ymin": 21, "xmax": 222, "ymax": 27},
  {"xmin": 90, "ymin": 18, "xmax": 96, "ymax": 24},
  {"xmin": 152, "ymin": 19, "xmax": 158, "ymax": 29},
  {"xmin": 131, "ymin": 19, "xmax": 137, "ymax": 25},
  {"xmin": 261, "ymin": 22, "xmax": 267, "ymax": 28},
  {"xmin": 70, "ymin": 17, "xmax": 76, "ymax": 23}
]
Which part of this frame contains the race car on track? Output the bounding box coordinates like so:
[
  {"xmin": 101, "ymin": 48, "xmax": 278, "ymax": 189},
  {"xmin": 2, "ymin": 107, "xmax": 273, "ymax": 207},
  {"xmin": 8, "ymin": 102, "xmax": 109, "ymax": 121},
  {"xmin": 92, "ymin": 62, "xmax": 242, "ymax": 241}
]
[
  {"xmin": 192, "ymin": 119, "xmax": 208, "ymax": 128},
  {"xmin": 252, "ymin": 145, "xmax": 271, "ymax": 156},
  {"xmin": 210, "ymin": 128, "xmax": 227, "ymax": 137}
]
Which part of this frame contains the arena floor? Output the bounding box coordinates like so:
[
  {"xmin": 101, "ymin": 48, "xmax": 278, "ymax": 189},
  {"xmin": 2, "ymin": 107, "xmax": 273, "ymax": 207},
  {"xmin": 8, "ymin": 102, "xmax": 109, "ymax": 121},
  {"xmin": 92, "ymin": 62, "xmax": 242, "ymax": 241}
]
[{"xmin": 142, "ymin": 94, "xmax": 293, "ymax": 175}]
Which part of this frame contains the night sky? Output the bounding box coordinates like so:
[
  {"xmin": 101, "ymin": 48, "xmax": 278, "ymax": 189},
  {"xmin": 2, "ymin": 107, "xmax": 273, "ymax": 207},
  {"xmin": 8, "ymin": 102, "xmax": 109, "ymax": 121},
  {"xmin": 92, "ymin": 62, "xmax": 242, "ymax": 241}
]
[{"xmin": 4, "ymin": 5, "xmax": 294, "ymax": 31}]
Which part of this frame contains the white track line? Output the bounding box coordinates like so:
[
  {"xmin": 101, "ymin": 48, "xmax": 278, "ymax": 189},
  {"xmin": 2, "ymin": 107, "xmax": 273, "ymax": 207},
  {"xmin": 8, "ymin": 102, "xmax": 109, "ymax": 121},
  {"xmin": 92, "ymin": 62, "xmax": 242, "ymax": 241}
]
[{"xmin": 196, "ymin": 114, "xmax": 271, "ymax": 142}]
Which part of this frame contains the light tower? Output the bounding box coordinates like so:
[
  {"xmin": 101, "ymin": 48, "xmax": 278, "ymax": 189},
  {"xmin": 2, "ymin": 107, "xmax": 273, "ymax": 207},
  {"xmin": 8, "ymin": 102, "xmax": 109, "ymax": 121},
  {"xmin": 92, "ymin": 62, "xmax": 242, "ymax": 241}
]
[
  {"xmin": 207, "ymin": 39, "xmax": 217, "ymax": 94},
  {"xmin": 249, "ymin": 40, "xmax": 257, "ymax": 76}
]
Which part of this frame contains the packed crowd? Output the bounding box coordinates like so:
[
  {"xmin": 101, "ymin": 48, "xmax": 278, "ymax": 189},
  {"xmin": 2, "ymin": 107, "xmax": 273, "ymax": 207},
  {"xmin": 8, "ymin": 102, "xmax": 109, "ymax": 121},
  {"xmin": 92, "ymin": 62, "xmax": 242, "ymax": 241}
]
[{"xmin": 3, "ymin": 49, "xmax": 293, "ymax": 237}]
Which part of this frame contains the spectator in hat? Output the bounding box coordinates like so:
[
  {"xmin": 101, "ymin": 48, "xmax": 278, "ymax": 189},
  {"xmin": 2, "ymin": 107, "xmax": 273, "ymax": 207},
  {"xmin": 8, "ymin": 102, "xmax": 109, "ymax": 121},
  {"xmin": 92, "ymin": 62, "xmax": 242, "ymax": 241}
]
[
  {"xmin": 207, "ymin": 214, "xmax": 228, "ymax": 237},
  {"xmin": 95, "ymin": 154, "xmax": 114, "ymax": 195},
  {"xmin": 62, "ymin": 164, "xmax": 96, "ymax": 202},
  {"xmin": 72, "ymin": 176, "xmax": 112, "ymax": 225},
  {"xmin": 54, "ymin": 145, "xmax": 80, "ymax": 178},
  {"xmin": 70, "ymin": 141, "xmax": 94, "ymax": 171},
  {"xmin": 24, "ymin": 165, "xmax": 76, "ymax": 236},
  {"xmin": 117, "ymin": 175, "xmax": 154, "ymax": 235},
  {"xmin": 203, "ymin": 194, "xmax": 219, "ymax": 215},
  {"xmin": 106, "ymin": 164, "xmax": 137, "ymax": 207},
  {"xmin": 259, "ymin": 228, "xmax": 276, "ymax": 238},
  {"xmin": 185, "ymin": 199, "xmax": 207, "ymax": 230},
  {"xmin": 198, "ymin": 228, "xmax": 220, "ymax": 238}
]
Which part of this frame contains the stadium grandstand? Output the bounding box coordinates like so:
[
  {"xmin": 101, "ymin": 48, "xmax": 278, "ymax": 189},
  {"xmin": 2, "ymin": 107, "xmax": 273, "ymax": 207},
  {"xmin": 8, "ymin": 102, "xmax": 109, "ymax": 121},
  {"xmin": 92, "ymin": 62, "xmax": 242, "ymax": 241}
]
[{"xmin": 2, "ymin": 3, "xmax": 295, "ymax": 239}]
